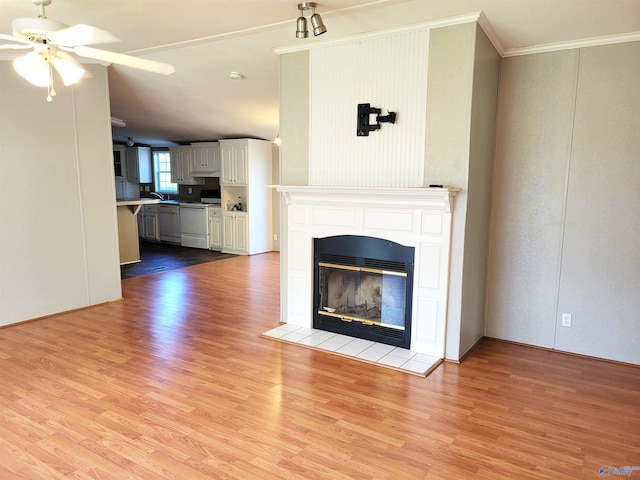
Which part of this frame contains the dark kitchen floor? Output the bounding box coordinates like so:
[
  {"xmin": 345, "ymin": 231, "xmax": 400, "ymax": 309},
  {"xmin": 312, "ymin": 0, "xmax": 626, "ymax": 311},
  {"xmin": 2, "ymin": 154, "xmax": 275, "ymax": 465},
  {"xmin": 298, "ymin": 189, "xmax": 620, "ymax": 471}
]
[{"xmin": 120, "ymin": 241, "xmax": 234, "ymax": 279}]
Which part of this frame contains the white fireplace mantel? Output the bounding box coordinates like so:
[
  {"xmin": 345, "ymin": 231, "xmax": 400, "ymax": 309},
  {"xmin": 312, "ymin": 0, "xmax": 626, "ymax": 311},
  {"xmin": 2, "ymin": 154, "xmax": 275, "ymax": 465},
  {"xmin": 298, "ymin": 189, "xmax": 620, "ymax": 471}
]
[
  {"xmin": 276, "ymin": 185, "xmax": 459, "ymax": 358},
  {"xmin": 278, "ymin": 186, "xmax": 458, "ymax": 213}
]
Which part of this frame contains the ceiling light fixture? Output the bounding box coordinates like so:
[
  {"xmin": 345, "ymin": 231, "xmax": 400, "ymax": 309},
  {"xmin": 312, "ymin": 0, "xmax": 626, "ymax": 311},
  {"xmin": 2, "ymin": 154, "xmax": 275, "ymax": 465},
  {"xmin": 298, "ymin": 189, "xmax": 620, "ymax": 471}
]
[
  {"xmin": 295, "ymin": 2, "xmax": 326, "ymax": 38},
  {"xmin": 13, "ymin": 43, "xmax": 85, "ymax": 102}
]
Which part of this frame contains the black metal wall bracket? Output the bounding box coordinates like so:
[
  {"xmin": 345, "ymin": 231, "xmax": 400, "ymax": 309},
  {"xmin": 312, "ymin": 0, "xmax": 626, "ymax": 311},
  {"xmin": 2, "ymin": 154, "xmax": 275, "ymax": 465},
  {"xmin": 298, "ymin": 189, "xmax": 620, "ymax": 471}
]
[{"xmin": 357, "ymin": 103, "xmax": 397, "ymax": 136}]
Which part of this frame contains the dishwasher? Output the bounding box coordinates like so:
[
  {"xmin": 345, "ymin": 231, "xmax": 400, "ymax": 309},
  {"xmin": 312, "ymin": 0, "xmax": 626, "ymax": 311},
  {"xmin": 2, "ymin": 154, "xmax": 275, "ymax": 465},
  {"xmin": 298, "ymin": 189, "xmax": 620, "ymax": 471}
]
[
  {"xmin": 158, "ymin": 204, "xmax": 181, "ymax": 244},
  {"xmin": 179, "ymin": 204, "xmax": 210, "ymax": 249}
]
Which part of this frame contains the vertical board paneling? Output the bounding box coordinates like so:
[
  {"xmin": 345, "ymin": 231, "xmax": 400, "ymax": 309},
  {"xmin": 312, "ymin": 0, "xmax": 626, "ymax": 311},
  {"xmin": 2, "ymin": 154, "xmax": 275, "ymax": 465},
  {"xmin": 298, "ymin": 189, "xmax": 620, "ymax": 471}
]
[{"xmin": 309, "ymin": 29, "xmax": 429, "ymax": 187}]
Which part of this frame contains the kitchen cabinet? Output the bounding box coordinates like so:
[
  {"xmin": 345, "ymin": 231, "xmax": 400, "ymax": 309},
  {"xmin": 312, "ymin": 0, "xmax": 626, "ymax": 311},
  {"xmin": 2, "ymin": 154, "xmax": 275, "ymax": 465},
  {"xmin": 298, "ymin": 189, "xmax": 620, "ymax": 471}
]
[
  {"xmin": 114, "ymin": 177, "xmax": 126, "ymax": 199},
  {"xmin": 220, "ymin": 140, "xmax": 248, "ymax": 185},
  {"xmin": 169, "ymin": 146, "xmax": 205, "ymax": 185},
  {"xmin": 114, "ymin": 144, "xmax": 140, "ymax": 199},
  {"xmin": 219, "ymin": 139, "xmax": 272, "ymax": 255},
  {"xmin": 190, "ymin": 142, "xmax": 221, "ymax": 177},
  {"xmin": 125, "ymin": 146, "xmax": 152, "ymax": 183},
  {"xmin": 113, "ymin": 145, "xmax": 125, "ymax": 178},
  {"xmin": 138, "ymin": 204, "xmax": 160, "ymax": 242},
  {"xmin": 222, "ymin": 211, "xmax": 248, "ymax": 254},
  {"xmin": 208, "ymin": 207, "xmax": 222, "ymax": 251}
]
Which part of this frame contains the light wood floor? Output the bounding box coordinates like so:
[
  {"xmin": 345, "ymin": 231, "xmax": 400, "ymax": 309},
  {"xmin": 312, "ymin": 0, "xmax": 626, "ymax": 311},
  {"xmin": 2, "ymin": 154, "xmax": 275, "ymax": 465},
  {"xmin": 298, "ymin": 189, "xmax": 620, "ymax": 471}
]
[{"xmin": 1, "ymin": 252, "xmax": 638, "ymax": 479}]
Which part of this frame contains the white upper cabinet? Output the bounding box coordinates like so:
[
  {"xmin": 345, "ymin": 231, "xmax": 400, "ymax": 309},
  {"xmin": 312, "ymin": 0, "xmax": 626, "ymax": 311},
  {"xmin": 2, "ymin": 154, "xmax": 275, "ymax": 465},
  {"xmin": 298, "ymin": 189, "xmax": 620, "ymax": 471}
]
[
  {"xmin": 220, "ymin": 140, "xmax": 249, "ymax": 185},
  {"xmin": 190, "ymin": 142, "xmax": 221, "ymax": 176},
  {"xmin": 169, "ymin": 146, "xmax": 205, "ymax": 185},
  {"xmin": 125, "ymin": 146, "xmax": 152, "ymax": 183}
]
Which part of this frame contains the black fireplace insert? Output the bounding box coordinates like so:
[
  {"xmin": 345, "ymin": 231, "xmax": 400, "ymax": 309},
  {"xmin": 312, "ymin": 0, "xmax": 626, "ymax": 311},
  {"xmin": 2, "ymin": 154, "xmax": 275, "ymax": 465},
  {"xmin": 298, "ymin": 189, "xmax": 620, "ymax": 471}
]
[{"xmin": 313, "ymin": 235, "xmax": 414, "ymax": 349}]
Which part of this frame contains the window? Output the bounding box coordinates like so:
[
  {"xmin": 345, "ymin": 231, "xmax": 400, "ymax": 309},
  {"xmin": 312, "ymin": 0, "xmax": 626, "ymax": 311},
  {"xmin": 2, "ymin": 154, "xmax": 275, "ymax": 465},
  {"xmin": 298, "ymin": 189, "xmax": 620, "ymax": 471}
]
[{"xmin": 153, "ymin": 150, "xmax": 178, "ymax": 194}]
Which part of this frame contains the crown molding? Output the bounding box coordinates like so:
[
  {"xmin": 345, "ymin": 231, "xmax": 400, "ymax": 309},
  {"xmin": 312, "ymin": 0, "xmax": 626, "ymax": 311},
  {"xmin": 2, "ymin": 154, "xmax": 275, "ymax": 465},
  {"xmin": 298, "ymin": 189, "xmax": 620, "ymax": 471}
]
[
  {"xmin": 476, "ymin": 11, "xmax": 505, "ymax": 56},
  {"xmin": 274, "ymin": 12, "xmax": 482, "ymax": 55},
  {"xmin": 503, "ymin": 31, "xmax": 640, "ymax": 57}
]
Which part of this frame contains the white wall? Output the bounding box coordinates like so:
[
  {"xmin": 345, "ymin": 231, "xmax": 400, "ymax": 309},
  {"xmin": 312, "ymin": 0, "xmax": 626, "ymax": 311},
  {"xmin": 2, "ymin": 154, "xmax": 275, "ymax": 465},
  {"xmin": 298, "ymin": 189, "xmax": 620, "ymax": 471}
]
[
  {"xmin": 308, "ymin": 28, "xmax": 429, "ymax": 187},
  {"xmin": 278, "ymin": 21, "xmax": 500, "ymax": 361},
  {"xmin": 278, "ymin": 50, "xmax": 310, "ymax": 326},
  {"xmin": 424, "ymin": 24, "xmax": 475, "ymax": 361},
  {"xmin": 424, "ymin": 23, "xmax": 500, "ymax": 360},
  {"xmin": 279, "ymin": 51, "xmax": 309, "ymax": 186},
  {"xmin": 555, "ymin": 42, "xmax": 640, "ymax": 363},
  {"xmin": 459, "ymin": 27, "xmax": 500, "ymax": 358},
  {"xmin": 0, "ymin": 62, "xmax": 122, "ymax": 326},
  {"xmin": 487, "ymin": 42, "xmax": 640, "ymax": 364}
]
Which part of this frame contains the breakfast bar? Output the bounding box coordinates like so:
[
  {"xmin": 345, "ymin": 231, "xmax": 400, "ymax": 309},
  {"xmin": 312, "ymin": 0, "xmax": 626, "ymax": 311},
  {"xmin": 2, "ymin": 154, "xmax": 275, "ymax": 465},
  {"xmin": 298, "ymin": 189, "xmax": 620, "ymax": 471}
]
[{"xmin": 116, "ymin": 198, "xmax": 160, "ymax": 265}]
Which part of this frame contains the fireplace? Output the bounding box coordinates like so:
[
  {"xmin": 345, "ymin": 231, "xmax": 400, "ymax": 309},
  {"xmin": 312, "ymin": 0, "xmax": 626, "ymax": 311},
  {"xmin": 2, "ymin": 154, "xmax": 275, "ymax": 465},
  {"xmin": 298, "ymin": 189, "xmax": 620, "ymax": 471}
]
[
  {"xmin": 313, "ymin": 235, "xmax": 414, "ymax": 348},
  {"xmin": 276, "ymin": 185, "xmax": 458, "ymax": 357}
]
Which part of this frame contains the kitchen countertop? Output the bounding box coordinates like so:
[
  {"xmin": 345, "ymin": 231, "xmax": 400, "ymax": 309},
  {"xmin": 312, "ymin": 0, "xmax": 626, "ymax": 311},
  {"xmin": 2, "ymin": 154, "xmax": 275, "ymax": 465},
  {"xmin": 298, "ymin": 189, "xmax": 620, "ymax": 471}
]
[
  {"xmin": 116, "ymin": 198, "xmax": 160, "ymax": 215},
  {"xmin": 116, "ymin": 198, "xmax": 161, "ymax": 207}
]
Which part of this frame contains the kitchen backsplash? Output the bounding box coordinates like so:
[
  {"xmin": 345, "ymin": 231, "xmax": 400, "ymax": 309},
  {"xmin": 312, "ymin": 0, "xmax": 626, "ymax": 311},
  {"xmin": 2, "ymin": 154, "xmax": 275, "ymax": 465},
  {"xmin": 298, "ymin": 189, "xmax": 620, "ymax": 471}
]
[{"xmin": 138, "ymin": 177, "xmax": 220, "ymax": 202}]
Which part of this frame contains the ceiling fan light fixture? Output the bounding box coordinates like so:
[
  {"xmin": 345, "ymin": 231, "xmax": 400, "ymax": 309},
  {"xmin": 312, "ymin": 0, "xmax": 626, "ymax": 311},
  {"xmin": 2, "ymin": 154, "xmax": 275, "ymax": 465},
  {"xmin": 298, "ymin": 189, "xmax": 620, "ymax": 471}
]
[
  {"xmin": 3, "ymin": 0, "xmax": 176, "ymax": 103},
  {"xmin": 53, "ymin": 50, "xmax": 85, "ymax": 86},
  {"xmin": 13, "ymin": 50, "xmax": 51, "ymax": 87}
]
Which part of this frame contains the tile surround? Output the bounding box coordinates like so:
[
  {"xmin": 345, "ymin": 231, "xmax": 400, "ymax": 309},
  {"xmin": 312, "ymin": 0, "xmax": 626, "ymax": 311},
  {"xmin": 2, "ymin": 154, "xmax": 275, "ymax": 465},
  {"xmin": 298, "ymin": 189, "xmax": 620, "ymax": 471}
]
[{"xmin": 262, "ymin": 324, "xmax": 441, "ymax": 376}]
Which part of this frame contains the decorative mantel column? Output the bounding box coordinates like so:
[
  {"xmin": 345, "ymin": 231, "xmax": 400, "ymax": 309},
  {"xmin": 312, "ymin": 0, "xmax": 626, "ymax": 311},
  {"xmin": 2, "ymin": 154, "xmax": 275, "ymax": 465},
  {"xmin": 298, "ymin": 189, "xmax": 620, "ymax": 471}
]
[{"xmin": 276, "ymin": 186, "xmax": 459, "ymax": 358}]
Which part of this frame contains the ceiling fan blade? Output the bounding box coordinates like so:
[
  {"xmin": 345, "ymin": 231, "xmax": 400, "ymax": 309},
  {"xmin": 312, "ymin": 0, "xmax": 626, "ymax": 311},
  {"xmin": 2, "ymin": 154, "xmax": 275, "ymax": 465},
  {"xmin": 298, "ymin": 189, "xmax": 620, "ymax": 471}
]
[
  {"xmin": 0, "ymin": 33, "xmax": 31, "ymax": 44},
  {"xmin": 48, "ymin": 24, "xmax": 121, "ymax": 46},
  {"xmin": 71, "ymin": 46, "xmax": 175, "ymax": 75},
  {"xmin": 0, "ymin": 43, "xmax": 32, "ymax": 50}
]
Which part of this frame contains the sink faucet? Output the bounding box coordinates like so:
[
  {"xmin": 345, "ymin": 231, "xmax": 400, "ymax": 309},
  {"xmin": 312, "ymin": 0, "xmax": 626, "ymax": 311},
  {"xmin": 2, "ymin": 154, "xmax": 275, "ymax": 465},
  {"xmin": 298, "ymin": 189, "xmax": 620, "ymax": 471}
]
[{"xmin": 150, "ymin": 192, "xmax": 164, "ymax": 200}]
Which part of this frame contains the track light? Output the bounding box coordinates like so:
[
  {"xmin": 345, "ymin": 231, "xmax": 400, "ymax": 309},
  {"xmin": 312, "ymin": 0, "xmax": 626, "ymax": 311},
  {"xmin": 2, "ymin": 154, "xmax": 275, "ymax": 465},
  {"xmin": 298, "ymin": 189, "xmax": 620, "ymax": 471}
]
[
  {"xmin": 295, "ymin": 2, "xmax": 326, "ymax": 38},
  {"xmin": 296, "ymin": 13, "xmax": 308, "ymax": 38},
  {"xmin": 310, "ymin": 12, "xmax": 327, "ymax": 36}
]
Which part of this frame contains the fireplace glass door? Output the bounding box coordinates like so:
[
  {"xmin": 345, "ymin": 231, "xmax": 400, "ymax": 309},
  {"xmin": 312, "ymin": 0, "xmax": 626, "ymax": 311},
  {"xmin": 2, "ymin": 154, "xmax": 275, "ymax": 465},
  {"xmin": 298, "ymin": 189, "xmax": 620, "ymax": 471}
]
[
  {"xmin": 313, "ymin": 235, "xmax": 414, "ymax": 348},
  {"xmin": 317, "ymin": 263, "xmax": 407, "ymax": 330}
]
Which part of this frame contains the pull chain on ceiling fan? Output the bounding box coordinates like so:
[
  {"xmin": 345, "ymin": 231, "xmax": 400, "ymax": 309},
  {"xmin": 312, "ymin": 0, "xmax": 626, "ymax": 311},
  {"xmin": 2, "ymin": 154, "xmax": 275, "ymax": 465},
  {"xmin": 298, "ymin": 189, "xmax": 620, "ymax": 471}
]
[{"xmin": 0, "ymin": 0, "xmax": 175, "ymax": 101}]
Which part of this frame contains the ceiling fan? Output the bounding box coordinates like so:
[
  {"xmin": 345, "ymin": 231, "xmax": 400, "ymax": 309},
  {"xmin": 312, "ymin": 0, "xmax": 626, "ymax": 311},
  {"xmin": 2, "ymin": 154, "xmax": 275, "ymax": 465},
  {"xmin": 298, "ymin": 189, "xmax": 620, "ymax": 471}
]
[{"xmin": 0, "ymin": 0, "xmax": 175, "ymax": 101}]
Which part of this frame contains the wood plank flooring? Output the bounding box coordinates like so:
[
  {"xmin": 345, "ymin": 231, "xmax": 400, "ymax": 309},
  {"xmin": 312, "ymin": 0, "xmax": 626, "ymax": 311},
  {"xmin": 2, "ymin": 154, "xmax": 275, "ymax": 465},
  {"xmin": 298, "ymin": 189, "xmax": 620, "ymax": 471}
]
[
  {"xmin": 1, "ymin": 252, "xmax": 639, "ymax": 479},
  {"xmin": 120, "ymin": 241, "xmax": 233, "ymax": 279}
]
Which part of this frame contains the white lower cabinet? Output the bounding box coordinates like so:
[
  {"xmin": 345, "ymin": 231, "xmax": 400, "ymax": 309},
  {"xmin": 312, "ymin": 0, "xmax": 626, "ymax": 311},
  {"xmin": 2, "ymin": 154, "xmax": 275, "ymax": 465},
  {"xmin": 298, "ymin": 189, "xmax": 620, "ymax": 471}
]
[
  {"xmin": 209, "ymin": 207, "xmax": 222, "ymax": 251},
  {"xmin": 222, "ymin": 212, "xmax": 248, "ymax": 254},
  {"xmin": 139, "ymin": 204, "xmax": 160, "ymax": 242}
]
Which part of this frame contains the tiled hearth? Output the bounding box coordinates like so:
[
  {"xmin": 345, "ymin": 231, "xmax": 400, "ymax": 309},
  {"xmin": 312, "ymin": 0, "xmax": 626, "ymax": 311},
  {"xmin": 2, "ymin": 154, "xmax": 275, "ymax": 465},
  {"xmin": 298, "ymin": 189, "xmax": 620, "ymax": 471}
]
[{"xmin": 263, "ymin": 324, "xmax": 441, "ymax": 376}]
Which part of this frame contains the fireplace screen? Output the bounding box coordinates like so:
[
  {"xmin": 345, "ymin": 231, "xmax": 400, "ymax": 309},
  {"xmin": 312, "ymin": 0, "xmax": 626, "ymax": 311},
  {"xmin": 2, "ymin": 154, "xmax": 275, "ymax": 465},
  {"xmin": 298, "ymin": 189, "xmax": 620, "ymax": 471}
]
[
  {"xmin": 313, "ymin": 235, "xmax": 414, "ymax": 348},
  {"xmin": 317, "ymin": 263, "xmax": 407, "ymax": 329}
]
